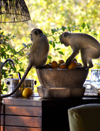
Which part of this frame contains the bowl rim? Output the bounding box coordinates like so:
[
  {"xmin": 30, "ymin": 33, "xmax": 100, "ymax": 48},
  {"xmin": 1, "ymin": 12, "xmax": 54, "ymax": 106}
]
[{"xmin": 37, "ymin": 68, "xmax": 88, "ymax": 71}]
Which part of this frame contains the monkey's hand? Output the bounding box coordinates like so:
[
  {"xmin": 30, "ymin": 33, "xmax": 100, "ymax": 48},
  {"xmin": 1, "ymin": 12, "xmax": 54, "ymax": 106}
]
[{"xmin": 66, "ymin": 57, "xmax": 72, "ymax": 66}]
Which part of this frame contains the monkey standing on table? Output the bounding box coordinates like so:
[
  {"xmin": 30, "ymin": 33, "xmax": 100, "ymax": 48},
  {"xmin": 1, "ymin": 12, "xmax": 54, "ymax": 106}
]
[
  {"xmin": 60, "ymin": 32, "xmax": 100, "ymax": 68},
  {"xmin": 1, "ymin": 28, "xmax": 49, "ymax": 98}
]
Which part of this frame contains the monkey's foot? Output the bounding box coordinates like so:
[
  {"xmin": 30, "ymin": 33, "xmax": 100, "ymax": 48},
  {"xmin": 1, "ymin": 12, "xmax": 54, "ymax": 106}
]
[
  {"xmin": 74, "ymin": 66, "xmax": 89, "ymax": 70},
  {"xmin": 36, "ymin": 65, "xmax": 45, "ymax": 69},
  {"xmin": 89, "ymin": 65, "xmax": 93, "ymax": 68}
]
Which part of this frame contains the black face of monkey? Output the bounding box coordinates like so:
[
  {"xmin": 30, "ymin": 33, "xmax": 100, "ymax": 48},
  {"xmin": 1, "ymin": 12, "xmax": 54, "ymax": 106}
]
[
  {"xmin": 30, "ymin": 28, "xmax": 43, "ymax": 41},
  {"xmin": 60, "ymin": 32, "xmax": 69, "ymax": 47}
]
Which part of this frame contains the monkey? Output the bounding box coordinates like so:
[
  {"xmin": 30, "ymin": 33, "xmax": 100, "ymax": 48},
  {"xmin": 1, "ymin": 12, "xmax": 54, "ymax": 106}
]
[
  {"xmin": 60, "ymin": 32, "xmax": 100, "ymax": 68},
  {"xmin": 1, "ymin": 28, "xmax": 49, "ymax": 98}
]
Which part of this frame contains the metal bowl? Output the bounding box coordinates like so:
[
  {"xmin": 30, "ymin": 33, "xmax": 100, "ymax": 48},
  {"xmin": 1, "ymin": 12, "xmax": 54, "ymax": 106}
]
[{"xmin": 36, "ymin": 68, "xmax": 88, "ymax": 88}]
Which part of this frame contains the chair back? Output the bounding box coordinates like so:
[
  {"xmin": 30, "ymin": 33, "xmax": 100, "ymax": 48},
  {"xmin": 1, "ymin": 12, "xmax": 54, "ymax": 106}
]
[{"xmin": 68, "ymin": 104, "xmax": 100, "ymax": 131}]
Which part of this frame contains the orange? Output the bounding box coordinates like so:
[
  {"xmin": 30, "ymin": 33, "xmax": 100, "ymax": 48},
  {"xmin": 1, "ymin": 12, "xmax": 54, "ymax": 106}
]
[
  {"xmin": 68, "ymin": 61, "xmax": 77, "ymax": 69},
  {"xmin": 59, "ymin": 63, "xmax": 67, "ymax": 69},
  {"xmin": 58, "ymin": 59, "xmax": 65, "ymax": 65},
  {"xmin": 22, "ymin": 88, "xmax": 33, "ymax": 98},
  {"xmin": 51, "ymin": 61, "xmax": 58, "ymax": 69},
  {"xmin": 45, "ymin": 64, "xmax": 52, "ymax": 68}
]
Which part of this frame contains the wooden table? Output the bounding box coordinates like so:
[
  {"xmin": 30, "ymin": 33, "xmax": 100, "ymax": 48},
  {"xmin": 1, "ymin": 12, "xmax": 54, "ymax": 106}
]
[{"xmin": 1, "ymin": 94, "xmax": 100, "ymax": 131}]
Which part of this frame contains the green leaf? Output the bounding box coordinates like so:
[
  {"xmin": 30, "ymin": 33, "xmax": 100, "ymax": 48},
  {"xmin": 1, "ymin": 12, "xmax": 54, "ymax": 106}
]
[
  {"xmin": 58, "ymin": 51, "xmax": 64, "ymax": 55},
  {"xmin": 51, "ymin": 29, "xmax": 56, "ymax": 34},
  {"xmin": 62, "ymin": 26, "xmax": 67, "ymax": 31},
  {"xmin": 23, "ymin": 43, "xmax": 27, "ymax": 47},
  {"xmin": 82, "ymin": 22, "xmax": 85, "ymax": 29},
  {"xmin": 7, "ymin": 45, "xmax": 11, "ymax": 50},
  {"xmin": 19, "ymin": 68, "xmax": 24, "ymax": 72},
  {"xmin": 3, "ymin": 88, "xmax": 7, "ymax": 92},
  {"xmin": 11, "ymin": 67, "xmax": 16, "ymax": 72},
  {"xmin": 87, "ymin": 24, "xmax": 90, "ymax": 29},
  {"xmin": 49, "ymin": 40, "xmax": 53, "ymax": 45},
  {"xmin": 68, "ymin": 26, "xmax": 71, "ymax": 31},
  {"xmin": 93, "ymin": 32, "xmax": 97, "ymax": 36},
  {"xmin": 48, "ymin": 55, "xmax": 52, "ymax": 60},
  {"xmin": 1, "ymin": 83, "xmax": 4, "ymax": 90},
  {"xmin": 9, "ymin": 74, "xmax": 13, "ymax": 77},
  {"xmin": 53, "ymin": 42, "xmax": 55, "ymax": 48},
  {"xmin": 14, "ymin": 59, "xmax": 19, "ymax": 64},
  {"xmin": 56, "ymin": 48, "xmax": 60, "ymax": 50}
]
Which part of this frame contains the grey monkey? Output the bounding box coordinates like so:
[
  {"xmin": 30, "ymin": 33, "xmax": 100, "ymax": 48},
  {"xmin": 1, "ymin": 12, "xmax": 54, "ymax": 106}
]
[
  {"xmin": 60, "ymin": 32, "xmax": 100, "ymax": 68},
  {"xmin": 1, "ymin": 28, "xmax": 49, "ymax": 98}
]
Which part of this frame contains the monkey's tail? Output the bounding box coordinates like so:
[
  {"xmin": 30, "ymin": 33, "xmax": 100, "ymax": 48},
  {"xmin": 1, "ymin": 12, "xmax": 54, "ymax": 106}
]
[
  {"xmin": 1, "ymin": 64, "xmax": 32, "ymax": 99},
  {"xmin": 1, "ymin": 58, "xmax": 15, "ymax": 70}
]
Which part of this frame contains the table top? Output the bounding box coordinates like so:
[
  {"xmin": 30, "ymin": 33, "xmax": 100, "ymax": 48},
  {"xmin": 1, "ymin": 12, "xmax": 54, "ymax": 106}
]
[{"xmin": 1, "ymin": 93, "xmax": 100, "ymax": 107}]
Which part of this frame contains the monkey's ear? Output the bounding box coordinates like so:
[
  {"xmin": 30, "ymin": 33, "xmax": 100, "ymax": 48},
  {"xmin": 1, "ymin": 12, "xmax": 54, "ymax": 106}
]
[{"xmin": 34, "ymin": 29, "xmax": 43, "ymax": 35}]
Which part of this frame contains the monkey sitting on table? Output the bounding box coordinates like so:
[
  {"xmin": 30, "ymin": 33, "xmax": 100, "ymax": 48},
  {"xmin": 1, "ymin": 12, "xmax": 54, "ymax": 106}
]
[
  {"xmin": 1, "ymin": 28, "xmax": 49, "ymax": 98},
  {"xmin": 60, "ymin": 32, "xmax": 100, "ymax": 68}
]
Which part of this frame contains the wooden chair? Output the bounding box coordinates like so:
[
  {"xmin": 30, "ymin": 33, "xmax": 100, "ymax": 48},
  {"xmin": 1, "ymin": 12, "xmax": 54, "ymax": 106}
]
[{"xmin": 68, "ymin": 104, "xmax": 100, "ymax": 131}]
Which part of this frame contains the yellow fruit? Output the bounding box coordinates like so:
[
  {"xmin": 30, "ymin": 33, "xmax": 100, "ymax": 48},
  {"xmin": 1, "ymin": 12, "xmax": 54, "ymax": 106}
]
[
  {"xmin": 68, "ymin": 61, "xmax": 77, "ymax": 69},
  {"xmin": 22, "ymin": 88, "xmax": 33, "ymax": 98},
  {"xmin": 59, "ymin": 63, "xmax": 67, "ymax": 69},
  {"xmin": 51, "ymin": 61, "xmax": 58, "ymax": 69},
  {"xmin": 45, "ymin": 64, "xmax": 52, "ymax": 68},
  {"xmin": 58, "ymin": 59, "xmax": 65, "ymax": 65}
]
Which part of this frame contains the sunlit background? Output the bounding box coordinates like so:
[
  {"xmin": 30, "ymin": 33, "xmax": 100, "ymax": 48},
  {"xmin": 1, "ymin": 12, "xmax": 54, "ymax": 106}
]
[{"xmin": 1, "ymin": 0, "xmax": 100, "ymax": 94}]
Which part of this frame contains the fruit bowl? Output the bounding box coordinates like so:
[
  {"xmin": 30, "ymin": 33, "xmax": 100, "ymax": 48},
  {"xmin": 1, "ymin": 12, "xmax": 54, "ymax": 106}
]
[
  {"xmin": 36, "ymin": 68, "xmax": 88, "ymax": 98},
  {"xmin": 36, "ymin": 68, "xmax": 88, "ymax": 88}
]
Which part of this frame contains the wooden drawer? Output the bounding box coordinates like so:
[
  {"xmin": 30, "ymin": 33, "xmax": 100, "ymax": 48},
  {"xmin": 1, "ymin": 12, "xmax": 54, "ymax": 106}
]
[
  {"xmin": 1, "ymin": 105, "xmax": 42, "ymax": 116},
  {"xmin": 1, "ymin": 115, "xmax": 42, "ymax": 127},
  {"xmin": 1, "ymin": 126, "xmax": 42, "ymax": 131},
  {"xmin": 1, "ymin": 104, "xmax": 42, "ymax": 130}
]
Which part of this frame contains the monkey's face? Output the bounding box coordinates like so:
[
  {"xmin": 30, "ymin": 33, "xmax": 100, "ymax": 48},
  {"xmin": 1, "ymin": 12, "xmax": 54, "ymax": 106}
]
[
  {"xmin": 30, "ymin": 29, "xmax": 36, "ymax": 42},
  {"xmin": 30, "ymin": 28, "xmax": 43, "ymax": 42},
  {"xmin": 60, "ymin": 32, "xmax": 70, "ymax": 47}
]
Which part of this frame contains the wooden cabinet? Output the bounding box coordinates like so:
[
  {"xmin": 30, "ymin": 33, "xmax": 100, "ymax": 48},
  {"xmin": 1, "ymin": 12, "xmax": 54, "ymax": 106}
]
[
  {"xmin": 1, "ymin": 95, "xmax": 100, "ymax": 131},
  {"xmin": 0, "ymin": 95, "xmax": 42, "ymax": 131}
]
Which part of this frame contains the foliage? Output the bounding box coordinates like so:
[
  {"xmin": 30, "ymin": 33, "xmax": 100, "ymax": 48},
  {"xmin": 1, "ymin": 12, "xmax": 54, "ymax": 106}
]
[
  {"xmin": 0, "ymin": 28, "xmax": 31, "ymax": 94},
  {"xmin": 1, "ymin": 0, "xmax": 100, "ymax": 93}
]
